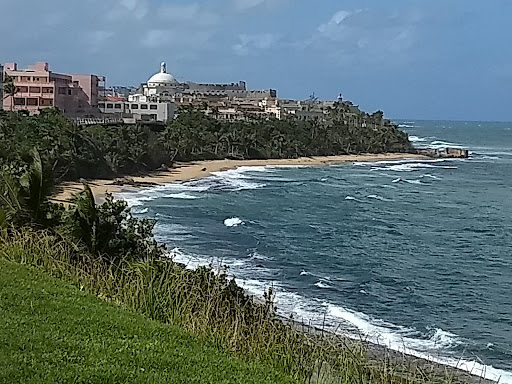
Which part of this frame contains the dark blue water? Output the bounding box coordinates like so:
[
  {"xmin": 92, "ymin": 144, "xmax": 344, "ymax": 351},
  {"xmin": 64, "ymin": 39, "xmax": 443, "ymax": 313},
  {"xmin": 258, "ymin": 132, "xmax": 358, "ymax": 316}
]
[{"xmin": 121, "ymin": 121, "xmax": 512, "ymax": 382}]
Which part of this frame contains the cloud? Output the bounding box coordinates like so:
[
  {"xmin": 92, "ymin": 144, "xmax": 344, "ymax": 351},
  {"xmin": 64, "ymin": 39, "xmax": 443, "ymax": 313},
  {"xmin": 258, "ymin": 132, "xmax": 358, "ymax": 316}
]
[
  {"xmin": 317, "ymin": 10, "xmax": 362, "ymax": 36},
  {"xmin": 157, "ymin": 3, "xmax": 219, "ymax": 26},
  {"xmin": 305, "ymin": 8, "xmax": 421, "ymax": 63},
  {"xmin": 233, "ymin": 33, "xmax": 279, "ymax": 55},
  {"xmin": 232, "ymin": 0, "xmax": 288, "ymax": 12}
]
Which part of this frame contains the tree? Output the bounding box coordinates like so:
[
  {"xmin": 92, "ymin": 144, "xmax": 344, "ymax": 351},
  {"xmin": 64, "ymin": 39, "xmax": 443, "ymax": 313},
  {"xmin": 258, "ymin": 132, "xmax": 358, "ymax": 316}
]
[{"xmin": 2, "ymin": 73, "xmax": 18, "ymax": 111}]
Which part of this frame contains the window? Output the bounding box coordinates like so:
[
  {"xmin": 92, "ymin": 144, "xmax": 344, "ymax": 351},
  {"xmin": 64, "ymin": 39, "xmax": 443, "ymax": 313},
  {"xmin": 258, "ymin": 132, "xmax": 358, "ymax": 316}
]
[
  {"xmin": 29, "ymin": 87, "xmax": 41, "ymax": 93},
  {"xmin": 150, "ymin": 105, "xmax": 157, "ymax": 110},
  {"xmin": 141, "ymin": 104, "xmax": 148, "ymax": 110},
  {"xmin": 131, "ymin": 104, "xmax": 139, "ymax": 109},
  {"xmin": 114, "ymin": 104, "xmax": 122, "ymax": 109},
  {"xmin": 68, "ymin": 89, "xmax": 72, "ymax": 95},
  {"xmin": 99, "ymin": 103, "xmax": 105, "ymax": 109},
  {"xmin": 107, "ymin": 103, "xmax": 113, "ymax": 109},
  {"xmin": 58, "ymin": 87, "xmax": 67, "ymax": 95}
]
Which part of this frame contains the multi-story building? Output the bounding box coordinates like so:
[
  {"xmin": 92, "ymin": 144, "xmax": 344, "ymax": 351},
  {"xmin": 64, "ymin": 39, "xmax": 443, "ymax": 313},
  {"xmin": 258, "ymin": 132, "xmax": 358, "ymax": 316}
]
[
  {"xmin": 100, "ymin": 94, "xmax": 176, "ymax": 123},
  {"xmin": 2, "ymin": 62, "xmax": 105, "ymax": 116},
  {"xmin": 0, "ymin": 64, "xmax": 4, "ymax": 110}
]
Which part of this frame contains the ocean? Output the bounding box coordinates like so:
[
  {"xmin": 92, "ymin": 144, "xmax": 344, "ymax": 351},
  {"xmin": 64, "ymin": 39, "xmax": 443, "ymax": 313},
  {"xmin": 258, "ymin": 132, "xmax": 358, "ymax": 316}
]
[{"xmin": 119, "ymin": 121, "xmax": 512, "ymax": 383}]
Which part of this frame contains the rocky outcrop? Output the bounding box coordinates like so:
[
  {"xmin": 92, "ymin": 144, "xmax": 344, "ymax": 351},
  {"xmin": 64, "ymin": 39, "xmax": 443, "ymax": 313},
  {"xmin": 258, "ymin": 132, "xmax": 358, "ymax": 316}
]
[{"xmin": 415, "ymin": 147, "xmax": 469, "ymax": 158}]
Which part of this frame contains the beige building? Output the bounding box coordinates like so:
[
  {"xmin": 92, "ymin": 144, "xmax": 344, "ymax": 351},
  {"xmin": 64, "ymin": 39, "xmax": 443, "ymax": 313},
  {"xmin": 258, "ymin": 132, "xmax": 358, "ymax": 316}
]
[{"xmin": 0, "ymin": 64, "xmax": 3, "ymax": 110}]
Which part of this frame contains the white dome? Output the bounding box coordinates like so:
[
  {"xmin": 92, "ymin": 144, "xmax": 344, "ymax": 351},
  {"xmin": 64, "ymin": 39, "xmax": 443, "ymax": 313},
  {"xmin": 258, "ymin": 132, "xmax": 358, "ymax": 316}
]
[{"xmin": 147, "ymin": 62, "xmax": 178, "ymax": 85}]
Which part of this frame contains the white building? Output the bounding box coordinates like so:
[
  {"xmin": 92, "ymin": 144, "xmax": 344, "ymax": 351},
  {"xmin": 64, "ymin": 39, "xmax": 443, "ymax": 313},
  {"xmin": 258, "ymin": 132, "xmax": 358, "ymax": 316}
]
[{"xmin": 100, "ymin": 96, "xmax": 176, "ymax": 123}]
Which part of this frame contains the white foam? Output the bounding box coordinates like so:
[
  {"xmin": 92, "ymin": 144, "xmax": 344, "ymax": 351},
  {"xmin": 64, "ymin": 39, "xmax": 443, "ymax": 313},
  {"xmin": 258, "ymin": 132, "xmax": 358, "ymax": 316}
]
[
  {"xmin": 367, "ymin": 195, "xmax": 393, "ymax": 202},
  {"xmin": 421, "ymin": 174, "xmax": 440, "ymax": 180},
  {"xmin": 409, "ymin": 135, "xmax": 427, "ymax": 142},
  {"xmin": 345, "ymin": 196, "xmax": 356, "ymax": 200},
  {"xmin": 300, "ymin": 270, "xmax": 310, "ymax": 276},
  {"xmin": 324, "ymin": 303, "xmax": 512, "ymax": 383},
  {"xmin": 249, "ymin": 251, "xmax": 271, "ymax": 261},
  {"xmin": 164, "ymin": 193, "xmax": 199, "ymax": 199},
  {"xmin": 224, "ymin": 217, "xmax": 243, "ymax": 227},
  {"xmin": 211, "ymin": 168, "xmax": 266, "ymax": 191},
  {"xmin": 165, "ymin": 246, "xmax": 512, "ymax": 383},
  {"xmin": 428, "ymin": 140, "xmax": 465, "ymax": 150},
  {"xmin": 399, "ymin": 124, "xmax": 415, "ymax": 128},
  {"xmin": 314, "ymin": 281, "xmax": 331, "ymax": 289},
  {"xmin": 393, "ymin": 178, "xmax": 423, "ymax": 185}
]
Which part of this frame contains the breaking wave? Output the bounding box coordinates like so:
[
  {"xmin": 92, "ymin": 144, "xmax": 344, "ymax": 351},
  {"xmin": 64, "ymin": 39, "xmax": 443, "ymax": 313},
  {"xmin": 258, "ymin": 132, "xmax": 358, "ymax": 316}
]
[{"xmin": 224, "ymin": 217, "xmax": 243, "ymax": 227}]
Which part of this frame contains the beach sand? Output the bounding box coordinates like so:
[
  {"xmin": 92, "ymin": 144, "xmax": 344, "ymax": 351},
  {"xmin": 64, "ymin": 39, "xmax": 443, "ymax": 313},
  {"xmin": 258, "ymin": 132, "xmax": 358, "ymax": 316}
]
[{"xmin": 53, "ymin": 153, "xmax": 426, "ymax": 204}]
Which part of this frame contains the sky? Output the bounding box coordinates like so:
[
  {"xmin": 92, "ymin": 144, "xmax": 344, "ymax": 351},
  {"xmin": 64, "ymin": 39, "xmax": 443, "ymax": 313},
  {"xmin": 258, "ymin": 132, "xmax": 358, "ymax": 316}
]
[{"xmin": 0, "ymin": 0, "xmax": 511, "ymax": 121}]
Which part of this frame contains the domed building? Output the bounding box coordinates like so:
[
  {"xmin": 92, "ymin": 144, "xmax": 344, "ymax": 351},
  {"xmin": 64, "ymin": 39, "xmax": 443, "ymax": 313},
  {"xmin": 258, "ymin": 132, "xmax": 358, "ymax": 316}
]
[{"xmin": 143, "ymin": 62, "xmax": 184, "ymax": 97}]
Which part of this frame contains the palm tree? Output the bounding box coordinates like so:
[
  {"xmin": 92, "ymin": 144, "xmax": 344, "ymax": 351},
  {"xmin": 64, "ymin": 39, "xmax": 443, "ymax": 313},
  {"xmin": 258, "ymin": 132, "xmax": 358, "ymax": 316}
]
[
  {"xmin": 0, "ymin": 148, "xmax": 55, "ymax": 227},
  {"xmin": 2, "ymin": 73, "xmax": 18, "ymax": 111}
]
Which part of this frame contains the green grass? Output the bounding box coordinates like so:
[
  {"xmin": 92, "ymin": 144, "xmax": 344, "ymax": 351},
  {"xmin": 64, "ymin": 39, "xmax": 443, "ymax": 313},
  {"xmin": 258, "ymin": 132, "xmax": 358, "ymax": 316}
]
[{"xmin": 0, "ymin": 259, "xmax": 297, "ymax": 384}]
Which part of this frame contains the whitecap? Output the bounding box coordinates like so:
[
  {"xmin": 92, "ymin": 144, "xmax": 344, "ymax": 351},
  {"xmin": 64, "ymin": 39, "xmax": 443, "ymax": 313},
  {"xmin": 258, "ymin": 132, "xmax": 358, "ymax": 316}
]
[
  {"xmin": 314, "ymin": 281, "xmax": 331, "ymax": 289},
  {"xmin": 224, "ymin": 217, "xmax": 243, "ymax": 227},
  {"xmin": 164, "ymin": 193, "xmax": 199, "ymax": 199},
  {"xmin": 421, "ymin": 174, "xmax": 440, "ymax": 180},
  {"xmin": 408, "ymin": 135, "xmax": 427, "ymax": 142},
  {"xmin": 249, "ymin": 252, "xmax": 270, "ymax": 261},
  {"xmin": 367, "ymin": 195, "xmax": 393, "ymax": 202},
  {"xmin": 345, "ymin": 196, "xmax": 356, "ymax": 200},
  {"xmin": 300, "ymin": 270, "xmax": 310, "ymax": 276},
  {"xmin": 164, "ymin": 246, "xmax": 512, "ymax": 384}
]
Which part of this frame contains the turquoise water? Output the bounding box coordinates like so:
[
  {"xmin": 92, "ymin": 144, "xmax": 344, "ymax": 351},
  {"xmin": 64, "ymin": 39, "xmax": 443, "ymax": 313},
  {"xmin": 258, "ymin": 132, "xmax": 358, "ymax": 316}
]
[{"xmin": 121, "ymin": 121, "xmax": 512, "ymax": 383}]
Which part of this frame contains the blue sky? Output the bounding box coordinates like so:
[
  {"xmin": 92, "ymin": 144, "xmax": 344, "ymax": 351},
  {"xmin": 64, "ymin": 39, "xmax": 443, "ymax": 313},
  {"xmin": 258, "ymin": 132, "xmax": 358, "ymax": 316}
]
[{"xmin": 1, "ymin": 0, "xmax": 511, "ymax": 121}]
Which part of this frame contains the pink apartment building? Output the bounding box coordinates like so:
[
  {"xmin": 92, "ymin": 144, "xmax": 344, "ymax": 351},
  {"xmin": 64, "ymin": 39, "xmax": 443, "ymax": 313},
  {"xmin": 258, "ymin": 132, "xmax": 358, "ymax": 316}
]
[{"xmin": 2, "ymin": 62, "xmax": 105, "ymax": 117}]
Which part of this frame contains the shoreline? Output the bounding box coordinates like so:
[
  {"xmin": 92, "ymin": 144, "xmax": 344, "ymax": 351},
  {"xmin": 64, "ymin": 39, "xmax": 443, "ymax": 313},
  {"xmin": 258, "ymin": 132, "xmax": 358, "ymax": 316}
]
[
  {"xmin": 53, "ymin": 153, "xmax": 427, "ymax": 204},
  {"xmin": 52, "ymin": 152, "xmax": 499, "ymax": 383}
]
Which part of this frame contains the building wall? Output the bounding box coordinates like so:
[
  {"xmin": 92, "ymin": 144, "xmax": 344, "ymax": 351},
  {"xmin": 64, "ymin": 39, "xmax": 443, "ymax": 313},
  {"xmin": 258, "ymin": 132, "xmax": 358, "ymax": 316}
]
[
  {"xmin": 2, "ymin": 62, "xmax": 103, "ymax": 116},
  {"xmin": 0, "ymin": 64, "xmax": 4, "ymax": 110},
  {"xmin": 100, "ymin": 100, "xmax": 176, "ymax": 122}
]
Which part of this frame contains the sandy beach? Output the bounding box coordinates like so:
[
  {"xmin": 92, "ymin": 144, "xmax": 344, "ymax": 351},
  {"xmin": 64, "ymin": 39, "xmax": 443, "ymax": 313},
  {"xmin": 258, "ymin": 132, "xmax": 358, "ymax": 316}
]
[
  {"xmin": 52, "ymin": 153, "xmax": 427, "ymax": 204},
  {"xmin": 53, "ymin": 153, "xmax": 427, "ymax": 204}
]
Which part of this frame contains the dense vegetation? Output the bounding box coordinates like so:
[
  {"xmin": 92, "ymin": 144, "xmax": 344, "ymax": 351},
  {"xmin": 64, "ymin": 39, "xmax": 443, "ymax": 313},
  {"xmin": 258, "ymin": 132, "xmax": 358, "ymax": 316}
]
[
  {"xmin": 1, "ymin": 109, "xmax": 474, "ymax": 383},
  {"xmin": 0, "ymin": 107, "xmax": 411, "ymax": 182},
  {"xmin": 0, "ymin": 259, "xmax": 297, "ymax": 384}
]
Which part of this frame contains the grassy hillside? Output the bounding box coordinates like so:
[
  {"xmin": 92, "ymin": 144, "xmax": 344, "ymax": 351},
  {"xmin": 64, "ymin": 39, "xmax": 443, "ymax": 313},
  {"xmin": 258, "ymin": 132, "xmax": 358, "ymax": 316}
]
[{"xmin": 0, "ymin": 259, "xmax": 296, "ymax": 384}]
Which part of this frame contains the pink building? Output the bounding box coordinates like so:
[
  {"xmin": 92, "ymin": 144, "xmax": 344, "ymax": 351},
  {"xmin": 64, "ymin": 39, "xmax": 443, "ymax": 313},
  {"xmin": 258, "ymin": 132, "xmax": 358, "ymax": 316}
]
[{"xmin": 2, "ymin": 62, "xmax": 105, "ymax": 117}]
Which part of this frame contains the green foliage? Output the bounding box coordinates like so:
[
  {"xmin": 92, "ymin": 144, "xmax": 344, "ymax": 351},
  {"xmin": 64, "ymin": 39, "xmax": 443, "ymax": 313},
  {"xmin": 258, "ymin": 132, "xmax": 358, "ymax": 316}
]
[
  {"xmin": 0, "ymin": 148, "xmax": 63, "ymax": 228},
  {"xmin": 0, "ymin": 109, "xmax": 171, "ymax": 182},
  {"xmin": 165, "ymin": 105, "xmax": 411, "ymax": 161},
  {"xmin": 0, "ymin": 259, "xmax": 297, "ymax": 384},
  {"xmin": 1, "ymin": 231, "xmax": 469, "ymax": 384},
  {"xmin": 0, "ymin": 106, "xmax": 411, "ymax": 184},
  {"xmin": 66, "ymin": 187, "xmax": 162, "ymax": 264}
]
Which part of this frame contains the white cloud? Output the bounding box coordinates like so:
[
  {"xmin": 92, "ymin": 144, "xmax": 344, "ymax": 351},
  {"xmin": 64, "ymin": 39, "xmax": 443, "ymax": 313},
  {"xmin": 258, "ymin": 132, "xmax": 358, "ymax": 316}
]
[
  {"xmin": 233, "ymin": 0, "xmax": 265, "ymax": 11},
  {"xmin": 232, "ymin": 0, "xmax": 288, "ymax": 12},
  {"xmin": 307, "ymin": 8, "xmax": 421, "ymax": 61},
  {"xmin": 233, "ymin": 33, "xmax": 279, "ymax": 55},
  {"xmin": 157, "ymin": 3, "xmax": 219, "ymax": 26}
]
